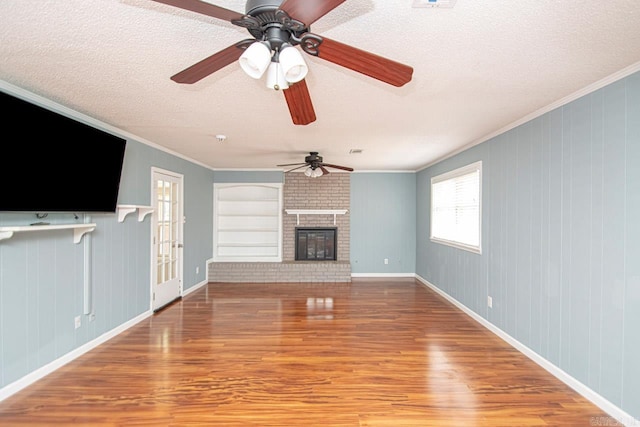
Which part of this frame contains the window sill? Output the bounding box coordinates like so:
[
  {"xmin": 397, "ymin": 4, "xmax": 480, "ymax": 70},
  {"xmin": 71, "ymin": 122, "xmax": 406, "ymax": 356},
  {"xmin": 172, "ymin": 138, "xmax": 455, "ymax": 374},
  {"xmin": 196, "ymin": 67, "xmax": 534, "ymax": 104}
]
[{"xmin": 430, "ymin": 237, "xmax": 481, "ymax": 254}]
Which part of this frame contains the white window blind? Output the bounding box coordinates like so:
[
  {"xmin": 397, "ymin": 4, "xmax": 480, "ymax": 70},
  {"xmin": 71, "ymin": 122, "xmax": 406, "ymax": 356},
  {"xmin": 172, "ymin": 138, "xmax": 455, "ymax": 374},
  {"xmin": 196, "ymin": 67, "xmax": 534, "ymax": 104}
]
[{"xmin": 430, "ymin": 161, "xmax": 482, "ymax": 253}]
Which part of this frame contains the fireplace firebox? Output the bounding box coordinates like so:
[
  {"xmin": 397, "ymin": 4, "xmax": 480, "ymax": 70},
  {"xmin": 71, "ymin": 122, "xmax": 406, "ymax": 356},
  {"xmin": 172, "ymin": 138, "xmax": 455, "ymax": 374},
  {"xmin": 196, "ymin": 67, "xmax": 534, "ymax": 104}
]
[{"xmin": 295, "ymin": 227, "xmax": 337, "ymax": 261}]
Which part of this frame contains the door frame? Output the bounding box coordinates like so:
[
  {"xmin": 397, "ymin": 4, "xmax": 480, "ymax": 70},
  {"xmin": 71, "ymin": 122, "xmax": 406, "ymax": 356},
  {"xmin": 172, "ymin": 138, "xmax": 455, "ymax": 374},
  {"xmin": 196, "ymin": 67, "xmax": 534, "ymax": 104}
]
[{"xmin": 150, "ymin": 167, "xmax": 184, "ymax": 311}]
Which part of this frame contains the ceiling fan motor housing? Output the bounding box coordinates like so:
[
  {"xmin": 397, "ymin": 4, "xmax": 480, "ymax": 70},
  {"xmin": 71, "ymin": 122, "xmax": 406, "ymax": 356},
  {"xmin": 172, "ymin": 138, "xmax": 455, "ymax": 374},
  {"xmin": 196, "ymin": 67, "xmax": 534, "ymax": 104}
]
[
  {"xmin": 242, "ymin": 0, "xmax": 309, "ymax": 47},
  {"xmin": 245, "ymin": 0, "xmax": 282, "ymax": 15},
  {"xmin": 305, "ymin": 151, "xmax": 322, "ymax": 168}
]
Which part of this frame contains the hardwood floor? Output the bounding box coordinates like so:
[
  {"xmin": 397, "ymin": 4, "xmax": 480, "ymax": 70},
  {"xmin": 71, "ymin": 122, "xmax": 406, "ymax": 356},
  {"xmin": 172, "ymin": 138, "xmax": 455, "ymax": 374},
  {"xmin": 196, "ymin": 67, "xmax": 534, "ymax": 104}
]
[{"xmin": 0, "ymin": 279, "xmax": 614, "ymax": 426}]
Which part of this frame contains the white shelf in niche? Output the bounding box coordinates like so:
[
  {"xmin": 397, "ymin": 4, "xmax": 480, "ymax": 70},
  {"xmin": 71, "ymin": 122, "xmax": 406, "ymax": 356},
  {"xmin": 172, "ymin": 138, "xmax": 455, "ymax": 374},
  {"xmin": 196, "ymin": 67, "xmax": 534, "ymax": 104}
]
[
  {"xmin": 285, "ymin": 209, "xmax": 348, "ymax": 225},
  {"xmin": 0, "ymin": 223, "xmax": 97, "ymax": 244},
  {"xmin": 117, "ymin": 205, "xmax": 154, "ymax": 223}
]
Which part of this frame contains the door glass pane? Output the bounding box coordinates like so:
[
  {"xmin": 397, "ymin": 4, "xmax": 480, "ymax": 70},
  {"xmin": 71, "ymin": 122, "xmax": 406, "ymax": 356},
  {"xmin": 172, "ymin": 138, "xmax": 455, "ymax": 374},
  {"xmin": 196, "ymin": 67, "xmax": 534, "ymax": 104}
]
[{"xmin": 156, "ymin": 179, "xmax": 179, "ymax": 285}]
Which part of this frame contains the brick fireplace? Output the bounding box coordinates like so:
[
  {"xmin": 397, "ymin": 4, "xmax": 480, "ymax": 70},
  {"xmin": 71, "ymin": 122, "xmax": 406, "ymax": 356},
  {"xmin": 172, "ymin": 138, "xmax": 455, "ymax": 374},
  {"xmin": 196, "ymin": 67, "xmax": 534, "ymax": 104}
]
[{"xmin": 208, "ymin": 172, "xmax": 351, "ymax": 282}]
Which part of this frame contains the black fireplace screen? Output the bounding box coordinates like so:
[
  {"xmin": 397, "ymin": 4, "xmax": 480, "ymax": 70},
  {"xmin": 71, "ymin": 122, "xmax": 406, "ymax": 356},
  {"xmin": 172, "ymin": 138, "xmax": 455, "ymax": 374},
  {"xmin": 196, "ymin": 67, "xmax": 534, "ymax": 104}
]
[{"xmin": 295, "ymin": 228, "xmax": 337, "ymax": 261}]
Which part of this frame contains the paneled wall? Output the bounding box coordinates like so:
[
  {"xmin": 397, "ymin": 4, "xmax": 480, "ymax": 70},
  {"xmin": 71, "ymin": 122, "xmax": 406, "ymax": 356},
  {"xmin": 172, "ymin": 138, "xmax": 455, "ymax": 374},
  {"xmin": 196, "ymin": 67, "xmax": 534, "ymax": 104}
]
[
  {"xmin": 416, "ymin": 71, "xmax": 640, "ymax": 420},
  {"xmin": 350, "ymin": 173, "xmax": 416, "ymax": 275},
  {"xmin": 0, "ymin": 100, "xmax": 215, "ymax": 393}
]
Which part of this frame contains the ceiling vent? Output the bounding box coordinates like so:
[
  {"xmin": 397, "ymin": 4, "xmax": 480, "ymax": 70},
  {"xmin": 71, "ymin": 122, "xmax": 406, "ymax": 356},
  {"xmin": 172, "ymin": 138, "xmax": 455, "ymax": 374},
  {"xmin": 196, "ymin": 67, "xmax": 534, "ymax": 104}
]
[{"xmin": 412, "ymin": 0, "xmax": 457, "ymax": 8}]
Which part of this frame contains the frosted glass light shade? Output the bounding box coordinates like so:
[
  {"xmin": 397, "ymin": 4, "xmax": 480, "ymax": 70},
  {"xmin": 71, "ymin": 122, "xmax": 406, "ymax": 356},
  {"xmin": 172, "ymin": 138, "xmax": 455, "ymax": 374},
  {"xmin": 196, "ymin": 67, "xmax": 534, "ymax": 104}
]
[
  {"xmin": 239, "ymin": 42, "xmax": 271, "ymax": 79},
  {"xmin": 279, "ymin": 45, "xmax": 308, "ymax": 83},
  {"xmin": 304, "ymin": 167, "xmax": 324, "ymax": 178},
  {"xmin": 265, "ymin": 61, "xmax": 289, "ymax": 90}
]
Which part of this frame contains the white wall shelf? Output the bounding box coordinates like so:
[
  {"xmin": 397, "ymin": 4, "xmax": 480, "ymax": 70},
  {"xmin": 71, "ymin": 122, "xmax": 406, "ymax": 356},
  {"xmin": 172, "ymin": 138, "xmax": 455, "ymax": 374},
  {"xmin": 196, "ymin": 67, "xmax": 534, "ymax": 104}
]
[
  {"xmin": 285, "ymin": 209, "xmax": 348, "ymax": 225},
  {"xmin": 0, "ymin": 223, "xmax": 97, "ymax": 244},
  {"xmin": 117, "ymin": 205, "xmax": 154, "ymax": 223}
]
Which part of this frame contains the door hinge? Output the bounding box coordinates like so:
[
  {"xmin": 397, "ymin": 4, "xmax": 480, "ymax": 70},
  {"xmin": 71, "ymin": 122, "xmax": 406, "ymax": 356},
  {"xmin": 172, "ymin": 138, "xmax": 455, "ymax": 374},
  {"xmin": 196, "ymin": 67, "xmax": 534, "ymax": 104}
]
[{"xmin": 153, "ymin": 293, "xmax": 155, "ymax": 301}]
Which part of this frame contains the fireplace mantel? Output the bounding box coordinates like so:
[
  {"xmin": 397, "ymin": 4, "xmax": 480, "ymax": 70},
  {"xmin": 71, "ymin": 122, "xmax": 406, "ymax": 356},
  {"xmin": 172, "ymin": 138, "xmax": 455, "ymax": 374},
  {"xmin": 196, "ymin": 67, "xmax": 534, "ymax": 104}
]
[{"xmin": 285, "ymin": 209, "xmax": 348, "ymax": 225}]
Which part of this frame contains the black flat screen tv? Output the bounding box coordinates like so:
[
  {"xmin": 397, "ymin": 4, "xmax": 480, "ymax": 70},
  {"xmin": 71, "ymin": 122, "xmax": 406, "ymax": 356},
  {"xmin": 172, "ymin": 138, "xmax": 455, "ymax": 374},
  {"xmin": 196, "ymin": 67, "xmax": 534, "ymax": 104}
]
[{"xmin": 0, "ymin": 89, "xmax": 127, "ymax": 213}]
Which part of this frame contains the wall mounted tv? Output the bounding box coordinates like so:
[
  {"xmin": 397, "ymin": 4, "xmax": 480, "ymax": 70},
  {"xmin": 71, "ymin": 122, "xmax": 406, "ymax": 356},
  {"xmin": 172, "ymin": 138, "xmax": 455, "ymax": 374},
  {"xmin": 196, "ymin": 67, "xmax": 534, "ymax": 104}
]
[{"xmin": 0, "ymin": 89, "xmax": 127, "ymax": 213}]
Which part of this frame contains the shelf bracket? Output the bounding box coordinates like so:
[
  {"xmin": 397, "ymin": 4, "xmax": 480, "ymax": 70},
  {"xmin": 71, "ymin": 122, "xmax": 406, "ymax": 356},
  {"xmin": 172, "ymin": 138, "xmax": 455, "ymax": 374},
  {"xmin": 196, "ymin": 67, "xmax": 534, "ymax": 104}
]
[
  {"xmin": 117, "ymin": 205, "xmax": 154, "ymax": 222},
  {"xmin": 74, "ymin": 225, "xmax": 96, "ymax": 244},
  {"xmin": 0, "ymin": 231, "xmax": 14, "ymax": 241}
]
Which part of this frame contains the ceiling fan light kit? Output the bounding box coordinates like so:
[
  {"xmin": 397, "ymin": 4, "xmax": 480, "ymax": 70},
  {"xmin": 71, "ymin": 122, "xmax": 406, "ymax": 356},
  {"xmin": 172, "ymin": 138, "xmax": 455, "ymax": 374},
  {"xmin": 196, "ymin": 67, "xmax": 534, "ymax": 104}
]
[
  {"xmin": 304, "ymin": 166, "xmax": 323, "ymax": 178},
  {"xmin": 239, "ymin": 40, "xmax": 307, "ymax": 85},
  {"xmin": 152, "ymin": 0, "xmax": 413, "ymax": 125}
]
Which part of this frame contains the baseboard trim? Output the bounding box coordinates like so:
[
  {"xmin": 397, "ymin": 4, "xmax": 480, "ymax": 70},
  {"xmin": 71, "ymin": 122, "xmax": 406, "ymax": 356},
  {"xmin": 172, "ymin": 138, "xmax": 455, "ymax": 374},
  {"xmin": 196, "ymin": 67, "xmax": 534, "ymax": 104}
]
[
  {"xmin": 183, "ymin": 279, "xmax": 208, "ymax": 297},
  {"xmin": 351, "ymin": 273, "xmax": 415, "ymax": 278},
  {"xmin": 414, "ymin": 274, "xmax": 639, "ymax": 426},
  {"xmin": 0, "ymin": 310, "xmax": 152, "ymax": 402}
]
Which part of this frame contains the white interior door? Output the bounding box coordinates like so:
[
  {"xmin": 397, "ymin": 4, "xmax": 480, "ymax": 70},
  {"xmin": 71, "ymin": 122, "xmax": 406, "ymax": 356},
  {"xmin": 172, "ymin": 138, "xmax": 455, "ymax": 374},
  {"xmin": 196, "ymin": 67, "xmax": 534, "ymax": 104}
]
[{"xmin": 151, "ymin": 168, "xmax": 183, "ymax": 311}]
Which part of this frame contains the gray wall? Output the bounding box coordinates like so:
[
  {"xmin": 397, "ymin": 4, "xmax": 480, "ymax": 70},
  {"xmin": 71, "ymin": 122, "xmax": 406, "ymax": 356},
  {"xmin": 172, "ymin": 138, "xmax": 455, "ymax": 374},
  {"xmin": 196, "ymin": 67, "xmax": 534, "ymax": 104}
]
[
  {"xmin": 416, "ymin": 71, "xmax": 640, "ymax": 420},
  {"xmin": 213, "ymin": 170, "xmax": 283, "ymax": 184},
  {"xmin": 0, "ymin": 110, "xmax": 215, "ymax": 389},
  {"xmin": 350, "ymin": 172, "xmax": 416, "ymax": 274}
]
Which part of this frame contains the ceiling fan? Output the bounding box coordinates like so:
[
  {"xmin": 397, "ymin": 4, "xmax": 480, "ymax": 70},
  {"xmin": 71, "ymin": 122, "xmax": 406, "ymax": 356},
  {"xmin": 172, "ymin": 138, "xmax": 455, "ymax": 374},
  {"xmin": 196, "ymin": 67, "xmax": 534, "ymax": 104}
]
[
  {"xmin": 277, "ymin": 151, "xmax": 354, "ymax": 177},
  {"xmin": 151, "ymin": 0, "xmax": 414, "ymax": 125}
]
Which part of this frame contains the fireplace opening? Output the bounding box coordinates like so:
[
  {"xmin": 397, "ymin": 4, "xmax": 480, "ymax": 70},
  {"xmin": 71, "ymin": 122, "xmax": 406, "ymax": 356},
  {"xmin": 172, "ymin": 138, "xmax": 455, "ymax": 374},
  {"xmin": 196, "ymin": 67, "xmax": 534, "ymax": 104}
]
[{"xmin": 295, "ymin": 227, "xmax": 337, "ymax": 261}]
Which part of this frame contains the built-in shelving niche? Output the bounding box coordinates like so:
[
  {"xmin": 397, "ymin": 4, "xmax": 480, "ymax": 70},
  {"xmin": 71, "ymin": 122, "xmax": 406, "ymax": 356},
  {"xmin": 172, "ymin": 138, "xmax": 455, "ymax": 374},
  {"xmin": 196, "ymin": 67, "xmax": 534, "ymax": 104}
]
[{"xmin": 213, "ymin": 183, "xmax": 283, "ymax": 262}]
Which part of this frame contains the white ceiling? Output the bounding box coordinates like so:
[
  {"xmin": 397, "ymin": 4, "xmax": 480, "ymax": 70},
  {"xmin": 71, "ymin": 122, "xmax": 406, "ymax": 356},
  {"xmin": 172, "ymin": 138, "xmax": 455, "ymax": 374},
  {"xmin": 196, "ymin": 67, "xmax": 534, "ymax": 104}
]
[{"xmin": 2, "ymin": 0, "xmax": 640, "ymax": 172}]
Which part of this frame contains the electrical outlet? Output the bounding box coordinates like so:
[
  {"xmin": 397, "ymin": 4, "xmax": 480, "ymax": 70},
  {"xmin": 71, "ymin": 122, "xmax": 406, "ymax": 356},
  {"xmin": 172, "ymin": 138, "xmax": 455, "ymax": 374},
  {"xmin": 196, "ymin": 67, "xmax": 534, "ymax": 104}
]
[
  {"xmin": 196, "ymin": 267, "xmax": 199, "ymax": 274},
  {"xmin": 74, "ymin": 315, "xmax": 81, "ymax": 329},
  {"xmin": 384, "ymin": 258, "xmax": 389, "ymax": 265},
  {"xmin": 487, "ymin": 296, "xmax": 493, "ymax": 308},
  {"xmin": 89, "ymin": 313, "xmax": 96, "ymax": 322}
]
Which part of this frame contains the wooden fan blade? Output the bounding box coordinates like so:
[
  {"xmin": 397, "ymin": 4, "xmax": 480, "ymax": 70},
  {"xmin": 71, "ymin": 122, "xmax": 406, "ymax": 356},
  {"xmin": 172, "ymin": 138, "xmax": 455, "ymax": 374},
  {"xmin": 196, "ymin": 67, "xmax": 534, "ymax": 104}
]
[
  {"xmin": 279, "ymin": 0, "xmax": 346, "ymax": 26},
  {"xmin": 285, "ymin": 164, "xmax": 310, "ymax": 173},
  {"xmin": 277, "ymin": 162, "xmax": 306, "ymax": 167},
  {"xmin": 322, "ymin": 163, "xmax": 354, "ymax": 172},
  {"xmin": 319, "ymin": 165, "xmax": 330, "ymax": 175},
  {"xmin": 171, "ymin": 40, "xmax": 253, "ymax": 84},
  {"xmin": 315, "ymin": 37, "xmax": 413, "ymax": 87},
  {"xmin": 283, "ymin": 80, "xmax": 316, "ymax": 125},
  {"xmin": 151, "ymin": 0, "xmax": 243, "ymax": 22}
]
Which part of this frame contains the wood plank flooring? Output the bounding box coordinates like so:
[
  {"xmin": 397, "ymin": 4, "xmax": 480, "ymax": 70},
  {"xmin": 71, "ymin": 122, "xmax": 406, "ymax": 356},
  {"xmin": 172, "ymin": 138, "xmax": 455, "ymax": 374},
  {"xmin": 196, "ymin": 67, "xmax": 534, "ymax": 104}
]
[{"xmin": 0, "ymin": 279, "xmax": 615, "ymax": 426}]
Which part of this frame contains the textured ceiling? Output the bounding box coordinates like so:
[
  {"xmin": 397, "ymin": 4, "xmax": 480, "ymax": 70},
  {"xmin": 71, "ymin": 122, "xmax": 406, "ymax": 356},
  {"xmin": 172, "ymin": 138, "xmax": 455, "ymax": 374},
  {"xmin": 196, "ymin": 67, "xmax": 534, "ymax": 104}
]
[{"xmin": 2, "ymin": 0, "xmax": 640, "ymax": 172}]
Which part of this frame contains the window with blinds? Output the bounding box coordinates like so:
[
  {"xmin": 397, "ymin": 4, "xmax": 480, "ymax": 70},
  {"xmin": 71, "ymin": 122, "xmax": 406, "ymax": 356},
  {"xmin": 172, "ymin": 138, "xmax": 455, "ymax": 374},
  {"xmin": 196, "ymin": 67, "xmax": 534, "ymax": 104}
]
[{"xmin": 430, "ymin": 161, "xmax": 482, "ymax": 253}]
